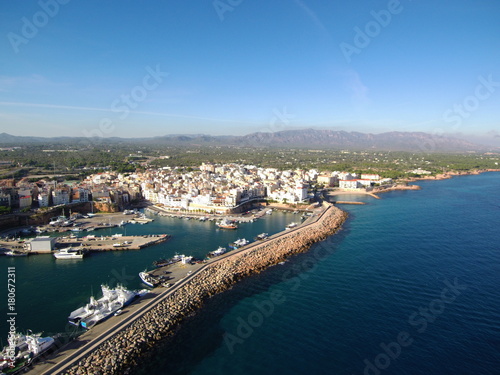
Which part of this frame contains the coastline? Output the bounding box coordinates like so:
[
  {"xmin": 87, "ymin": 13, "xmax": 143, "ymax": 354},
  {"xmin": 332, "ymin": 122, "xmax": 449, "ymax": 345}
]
[
  {"xmin": 404, "ymin": 168, "xmax": 500, "ymax": 183},
  {"xmin": 33, "ymin": 204, "xmax": 347, "ymax": 375}
]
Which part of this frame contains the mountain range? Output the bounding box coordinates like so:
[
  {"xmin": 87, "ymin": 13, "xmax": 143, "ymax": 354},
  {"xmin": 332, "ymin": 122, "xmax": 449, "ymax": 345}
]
[{"xmin": 0, "ymin": 129, "xmax": 495, "ymax": 152}]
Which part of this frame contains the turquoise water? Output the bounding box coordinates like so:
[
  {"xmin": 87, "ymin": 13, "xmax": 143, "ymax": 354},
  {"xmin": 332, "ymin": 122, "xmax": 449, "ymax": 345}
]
[
  {"xmin": 0, "ymin": 210, "xmax": 301, "ymax": 342},
  {"xmin": 131, "ymin": 173, "xmax": 500, "ymax": 375}
]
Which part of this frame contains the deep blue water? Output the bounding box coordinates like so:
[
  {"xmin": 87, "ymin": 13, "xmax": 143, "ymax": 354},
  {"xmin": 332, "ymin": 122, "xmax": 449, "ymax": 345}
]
[{"xmin": 131, "ymin": 172, "xmax": 500, "ymax": 375}]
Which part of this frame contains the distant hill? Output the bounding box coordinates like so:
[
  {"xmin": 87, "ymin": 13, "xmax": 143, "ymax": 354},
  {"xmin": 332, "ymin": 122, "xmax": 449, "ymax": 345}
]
[{"xmin": 0, "ymin": 129, "xmax": 493, "ymax": 152}]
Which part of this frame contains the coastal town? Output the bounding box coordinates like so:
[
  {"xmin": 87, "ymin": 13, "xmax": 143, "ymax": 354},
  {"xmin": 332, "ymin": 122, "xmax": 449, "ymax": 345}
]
[
  {"xmin": 0, "ymin": 162, "xmax": 400, "ymax": 219},
  {"xmin": 0, "ymin": 160, "xmax": 496, "ymax": 375}
]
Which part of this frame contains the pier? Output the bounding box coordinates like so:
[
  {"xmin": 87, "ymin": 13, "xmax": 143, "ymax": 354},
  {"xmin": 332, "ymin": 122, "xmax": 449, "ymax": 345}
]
[
  {"xmin": 27, "ymin": 203, "xmax": 347, "ymax": 375},
  {"xmin": 56, "ymin": 234, "xmax": 170, "ymax": 252}
]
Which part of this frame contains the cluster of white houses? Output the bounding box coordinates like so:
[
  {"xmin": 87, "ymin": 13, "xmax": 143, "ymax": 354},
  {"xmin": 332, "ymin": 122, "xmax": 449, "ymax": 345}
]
[
  {"xmin": 337, "ymin": 173, "xmax": 393, "ymax": 189},
  {"xmin": 0, "ymin": 164, "xmax": 394, "ymax": 214}
]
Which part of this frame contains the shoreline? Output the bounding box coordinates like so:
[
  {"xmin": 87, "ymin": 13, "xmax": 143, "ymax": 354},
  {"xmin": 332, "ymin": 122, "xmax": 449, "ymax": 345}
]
[
  {"xmin": 32, "ymin": 204, "xmax": 347, "ymax": 374},
  {"xmin": 404, "ymin": 168, "xmax": 500, "ymax": 183},
  {"xmin": 22, "ymin": 170, "xmax": 499, "ymax": 374}
]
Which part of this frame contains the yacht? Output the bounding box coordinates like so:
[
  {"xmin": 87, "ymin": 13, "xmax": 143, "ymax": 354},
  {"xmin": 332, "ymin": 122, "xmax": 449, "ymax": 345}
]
[{"xmin": 53, "ymin": 247, "xmax": 85, "ymax": 259}]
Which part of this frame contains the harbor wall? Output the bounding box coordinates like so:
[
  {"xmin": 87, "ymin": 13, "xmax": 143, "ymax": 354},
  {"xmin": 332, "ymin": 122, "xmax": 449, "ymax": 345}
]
[{"xmin": 62, "ymin": 205, "xmax": 348, "ymax": 375}]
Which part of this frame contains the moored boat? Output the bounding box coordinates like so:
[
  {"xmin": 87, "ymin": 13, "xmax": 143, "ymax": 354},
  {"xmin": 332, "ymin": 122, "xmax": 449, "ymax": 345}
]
[
  {"xmin": 254, "ymin": 233, "xmax": 269, "ymax": 241},
  {"xmin": 139, "ymin": 271, "xmax": 160, "ymax": 287},
  {"xmin": 216, "ymin": 218, "xmax": 238, "ymax": 229},
  {"xmin": 53, "ymin": 247, "xmax": 85, "ymax": 259},
  {"xmin": 208, "ymin": 246, "xmax": 227, "ymax": 258},
  {"xmin": 0, "ymin": 331, "xmax": 55, "ymax": 373},
  {"xmin": 4, "ymin": 250, "xmax": 28, "ymax": 257},
  {"xmin": 68, "ymin": 285, "xmax": 137, "ymax": 329},
  {"xmin": 229, "ymin": 238, "xmax": 250, "ymax": 249}
]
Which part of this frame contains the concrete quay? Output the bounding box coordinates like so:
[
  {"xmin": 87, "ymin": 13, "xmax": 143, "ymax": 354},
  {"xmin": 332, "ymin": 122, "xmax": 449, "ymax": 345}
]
[
  {"xmin": 27, "ymin": 203, "xmax": 347, "ymax": 375},
  {"xmin": 56, "ymin": 234, "xmax": 170, "ymax": 252}
]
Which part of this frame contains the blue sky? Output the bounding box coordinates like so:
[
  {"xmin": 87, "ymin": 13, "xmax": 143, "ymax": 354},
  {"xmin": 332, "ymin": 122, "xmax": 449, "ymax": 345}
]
[{"xmin": 1, "ymin": 0, "xmax": 499, "ymax": 144}]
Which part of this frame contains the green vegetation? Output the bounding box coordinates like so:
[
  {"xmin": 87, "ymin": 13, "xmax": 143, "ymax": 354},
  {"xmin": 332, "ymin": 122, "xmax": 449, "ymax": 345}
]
[{"xmin": 0, "ymin": 143, "xmax": 499, "ymax": 180}]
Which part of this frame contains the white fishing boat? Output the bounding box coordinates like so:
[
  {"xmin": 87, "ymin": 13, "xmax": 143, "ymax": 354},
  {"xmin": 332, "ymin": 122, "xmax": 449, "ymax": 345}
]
[
  {"xmin": 208, "ymin": 246, "xmax": 226, "ymax": 258},
  {"xmin": 68, "ymin": 285, "xmax": 137, "ymax": 329},
  {"xmin": 139, "ymin": 271, "xmax": 160, "ymax": 287},
  {"xmin": 0, "ymin": 331, "xmax": 55, "ymax": 372}
]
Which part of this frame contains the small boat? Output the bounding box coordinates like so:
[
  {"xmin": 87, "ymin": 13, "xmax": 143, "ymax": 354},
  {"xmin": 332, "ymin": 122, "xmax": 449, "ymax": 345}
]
[
  {"xmin": 254, "ymin": 233, "xmax": 269, "ymax": 241},
  {"xmin": 216, "ymin": 218, "xmax": 238, "ymax": 230},
  {"xmin": 139, "ymin": 271, "xmax": 160, "ymax": 287},
  {"xmin": 153, "ymin": 253, "xmax": 184, "ymax": 267},
  {"xmin": 229, "ymin": 238, "xmax": 249, "ymax": 249},
  {"xmin": 4, "ymin": 250, "xmax": 28, "ymax": 257},
  {"xmin": 208, "ymin": 247, "xmax": 226, "ymax": 258},
  {"xmin": 53, "ymin": 247, "xmax": 85, "ymax": 259},
  {"xmin": 286, "ymin": 222, "xmax": 299, "ymax": 230}
]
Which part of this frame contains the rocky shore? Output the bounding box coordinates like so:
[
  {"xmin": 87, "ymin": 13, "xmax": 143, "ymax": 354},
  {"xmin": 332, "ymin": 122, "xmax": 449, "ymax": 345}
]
[
  {"xmin": 405, "ymin": 168, "xmax": 500, "ymax": 182},
  {"xmin": 372, "ymin": 184, "xmax": 422, "ymax": 194},
  {"xmin": 61, "ymin": 204, "xmax": 348, "ymax": 375}
]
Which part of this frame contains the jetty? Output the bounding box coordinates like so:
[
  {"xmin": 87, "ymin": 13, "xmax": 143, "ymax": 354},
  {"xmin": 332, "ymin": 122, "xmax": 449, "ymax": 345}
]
[
  {"xmin": 56, "ymin": 234, "xmax": 170, "ymax": 252},
  {"xmin": 28, "ymin": 203, "xmax": 347, "ymax": 375}
]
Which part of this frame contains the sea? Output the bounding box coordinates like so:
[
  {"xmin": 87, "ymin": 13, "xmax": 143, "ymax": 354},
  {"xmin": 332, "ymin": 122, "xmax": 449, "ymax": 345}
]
[{"xmin": 2, "ymin": 172, "xmax": 500, "ymax": 375}]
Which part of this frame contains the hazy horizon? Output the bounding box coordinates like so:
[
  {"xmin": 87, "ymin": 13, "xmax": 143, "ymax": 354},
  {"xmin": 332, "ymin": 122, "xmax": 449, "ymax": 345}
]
[{"xmin": 1, "ymin": 1, "xmax": 499, "ymax": 145}]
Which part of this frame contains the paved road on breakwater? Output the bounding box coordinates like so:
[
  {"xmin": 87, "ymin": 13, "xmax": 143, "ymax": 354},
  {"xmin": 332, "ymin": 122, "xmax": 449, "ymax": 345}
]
[{"xmin": 29, "ymin": 204, "xmax": 332, "ymax": 375}]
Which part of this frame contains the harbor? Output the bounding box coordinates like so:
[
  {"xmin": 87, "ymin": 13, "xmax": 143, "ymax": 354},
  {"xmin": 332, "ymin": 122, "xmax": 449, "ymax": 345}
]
[
  {"xmin": 22, "ymin": 203, "xmax": 347, "ymax": 374},
  {"xmin": 0, "ymin": 207, "xmax": 313, "ymax": 336}
]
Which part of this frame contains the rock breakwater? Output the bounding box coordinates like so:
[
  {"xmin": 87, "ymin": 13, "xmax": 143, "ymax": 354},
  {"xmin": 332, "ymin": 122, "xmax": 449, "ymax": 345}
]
[{"xmin": 62, "ymin": 205, "xmax": 347, "ymax": 375}]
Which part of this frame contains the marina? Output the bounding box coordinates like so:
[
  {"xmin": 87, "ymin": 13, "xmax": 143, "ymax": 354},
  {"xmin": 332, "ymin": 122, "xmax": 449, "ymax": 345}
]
[
  {"xmin": 22, "ymin": 203, "xmax": 344, "ymax": 375},
  {"xmin": 0, "ymin": 208, "xmax": 309, "ymax": 341}
]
